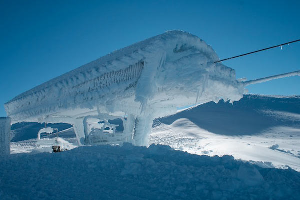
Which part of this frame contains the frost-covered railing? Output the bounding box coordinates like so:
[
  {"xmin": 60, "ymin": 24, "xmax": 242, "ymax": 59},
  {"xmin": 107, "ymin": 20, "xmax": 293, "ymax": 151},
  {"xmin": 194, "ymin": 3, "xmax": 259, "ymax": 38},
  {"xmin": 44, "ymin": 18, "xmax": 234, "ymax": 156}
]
[
  {"xmin": 5, "ymin": 61, "xmax": 144, "ymax": 121},
  {"xmin": 243, "ymin": 70, "xmax": 300, "ymax": 86},
  {"xmin": 75, "ymin": 61, "xmax": 144, "ymax": 94}
]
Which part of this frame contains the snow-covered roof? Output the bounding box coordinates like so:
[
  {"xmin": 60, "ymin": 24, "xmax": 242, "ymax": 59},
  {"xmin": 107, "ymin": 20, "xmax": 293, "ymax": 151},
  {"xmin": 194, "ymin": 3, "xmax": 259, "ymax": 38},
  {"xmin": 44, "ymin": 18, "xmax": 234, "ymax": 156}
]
[{"xmin": 5, "ymin": 30, "xmax": 242, "ymax": 123}]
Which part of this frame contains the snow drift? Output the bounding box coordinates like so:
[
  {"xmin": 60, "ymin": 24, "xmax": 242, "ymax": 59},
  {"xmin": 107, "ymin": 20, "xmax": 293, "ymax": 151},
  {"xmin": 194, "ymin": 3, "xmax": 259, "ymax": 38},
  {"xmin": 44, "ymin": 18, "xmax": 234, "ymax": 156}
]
[
  {"xmin": 1, "ymin": 144, "xmax": 299, "ymax": 200},
  {"xmin": 151, "ymin": 94, "xmax": 300, "ymax": 171}
]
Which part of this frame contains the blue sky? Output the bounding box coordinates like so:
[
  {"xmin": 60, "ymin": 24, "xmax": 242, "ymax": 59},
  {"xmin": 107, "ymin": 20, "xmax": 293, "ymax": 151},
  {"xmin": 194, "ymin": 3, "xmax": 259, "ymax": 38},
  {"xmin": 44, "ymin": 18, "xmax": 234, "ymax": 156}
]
[{"xmin": 0, "ymin": 0, "xmax": 299, "ymax": 117}]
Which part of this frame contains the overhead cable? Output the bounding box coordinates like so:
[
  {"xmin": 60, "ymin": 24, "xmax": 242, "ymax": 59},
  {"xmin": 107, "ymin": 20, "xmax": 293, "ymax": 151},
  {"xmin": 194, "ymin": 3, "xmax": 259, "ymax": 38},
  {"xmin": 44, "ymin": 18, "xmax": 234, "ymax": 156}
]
[{"xmin": 215, "ymin": 38, "xmax": 300, "ymax": 63}]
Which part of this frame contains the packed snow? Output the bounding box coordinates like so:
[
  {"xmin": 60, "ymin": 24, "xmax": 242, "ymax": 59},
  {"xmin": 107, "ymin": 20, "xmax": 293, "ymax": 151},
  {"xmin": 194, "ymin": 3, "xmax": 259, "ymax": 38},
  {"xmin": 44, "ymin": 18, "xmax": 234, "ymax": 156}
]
[
  {"xmin": 151, "ymin": 95, "xmax": 300, "ymax": 171},
  {"xmin": 2, "ymin": 94, "xmax": 299, "ymax": 199},
  {"xmin": 1, "ymin": 143, "xmax": 300, "ymax": 200},
  {"xmin": 8, "ymin": 95, "xmax": 300, "ymax": 172}
]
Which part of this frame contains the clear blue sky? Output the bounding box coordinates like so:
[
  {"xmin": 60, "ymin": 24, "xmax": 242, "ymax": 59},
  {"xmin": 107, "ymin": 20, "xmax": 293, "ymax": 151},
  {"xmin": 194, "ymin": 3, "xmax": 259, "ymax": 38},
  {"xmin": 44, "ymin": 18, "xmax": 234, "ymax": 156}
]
[{"xmin": 0, "ymin": 0, "xmax": 299, "ymax": 117}]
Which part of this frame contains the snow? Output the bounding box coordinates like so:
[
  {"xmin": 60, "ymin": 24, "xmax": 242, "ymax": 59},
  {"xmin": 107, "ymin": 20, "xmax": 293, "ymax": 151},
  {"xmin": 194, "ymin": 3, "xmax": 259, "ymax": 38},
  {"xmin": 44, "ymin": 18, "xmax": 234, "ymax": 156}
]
[
  {"xmin": 8, "ymin": 95, "xmax": 300, "ymax": 171},
  {"xmin": 150, "ymin": 95, "xmax": 300, "ymax": 171},
  {"xmin": 243, "ymin": 70, "xmax": 300, "ymax": 86},
  {"xmin": 0, "ymin": 117, "xmax": 11, "ymax": 156},
  {"xmin": 10, "ymin": 122, "xmax": 72, "ymax": 142},
  {"xmin": 1, "ymin": 143, "xmax": 300, "ymax": 200},
  {"xmin": 38, "ymin": 127, "xmax": 55, "ymax": 135},
  {"xmin": 262, "ymin": 110, "xmax": 300, "ymax": 121},
  {"xmin": 2, "ymin": 94, "xmax": 300, "ymax": 199},
  {"xmin": 37, "ymin": 127, "xmax": 55, "ymax": 140}
]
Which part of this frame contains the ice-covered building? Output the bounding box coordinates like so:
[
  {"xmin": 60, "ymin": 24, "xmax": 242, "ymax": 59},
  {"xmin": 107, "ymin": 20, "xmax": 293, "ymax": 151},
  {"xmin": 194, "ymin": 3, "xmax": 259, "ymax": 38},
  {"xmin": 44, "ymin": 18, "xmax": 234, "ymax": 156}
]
[{"xmin": 4, "ymin": 31, "xmax": 300, "ymax": 146}]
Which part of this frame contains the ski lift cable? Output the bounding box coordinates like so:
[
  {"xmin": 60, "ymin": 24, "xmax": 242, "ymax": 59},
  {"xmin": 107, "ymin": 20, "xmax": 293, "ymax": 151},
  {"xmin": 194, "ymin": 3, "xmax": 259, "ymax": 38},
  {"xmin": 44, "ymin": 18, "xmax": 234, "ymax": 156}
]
[{"xmin": 214, "ymin": 38, "xmax": 300, "ymax": 63}]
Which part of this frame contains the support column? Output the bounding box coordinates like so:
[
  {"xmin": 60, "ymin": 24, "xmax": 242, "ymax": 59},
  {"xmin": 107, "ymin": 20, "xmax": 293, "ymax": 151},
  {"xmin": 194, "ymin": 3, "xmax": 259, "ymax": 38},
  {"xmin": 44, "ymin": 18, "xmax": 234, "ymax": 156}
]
[
  {"xmin": 122, "ymin": 114, "xmax": 135, "ymax": 143},
  {"xmin": 73, "ymin": 118, "xmax": 86, "ymax": 146},
  {"xmin": 0, "ymin": 117, "xmax": 11, "ymax": 155},
  {"xmin": 133, "ymin": 114, "xmax": 153, "ymax": 146}
]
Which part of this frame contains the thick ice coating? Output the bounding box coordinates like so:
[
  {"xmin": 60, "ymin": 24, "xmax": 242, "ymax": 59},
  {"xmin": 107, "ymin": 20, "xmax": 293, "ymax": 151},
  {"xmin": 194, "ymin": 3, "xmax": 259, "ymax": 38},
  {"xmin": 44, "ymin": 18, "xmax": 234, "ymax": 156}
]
[{"xmin": 5, "ymin": 30, "xmax": 244, "ymax": 146}]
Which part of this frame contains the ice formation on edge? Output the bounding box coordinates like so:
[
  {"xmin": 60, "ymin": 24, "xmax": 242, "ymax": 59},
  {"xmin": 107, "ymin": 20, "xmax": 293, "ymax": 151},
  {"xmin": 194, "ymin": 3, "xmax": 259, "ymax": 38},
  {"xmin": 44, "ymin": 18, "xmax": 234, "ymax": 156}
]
[{"xmin": 3, "ymin": 31, "xmax": 256, "ymax": 146}]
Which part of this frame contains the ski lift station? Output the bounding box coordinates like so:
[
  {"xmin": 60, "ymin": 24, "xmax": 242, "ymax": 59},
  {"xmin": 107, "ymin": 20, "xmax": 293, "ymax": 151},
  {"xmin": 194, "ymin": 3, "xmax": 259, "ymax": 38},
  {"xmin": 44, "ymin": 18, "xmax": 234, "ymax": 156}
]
[{"xmin": 2, "ymin": 31, "xmax": 300, "ymax": 153}]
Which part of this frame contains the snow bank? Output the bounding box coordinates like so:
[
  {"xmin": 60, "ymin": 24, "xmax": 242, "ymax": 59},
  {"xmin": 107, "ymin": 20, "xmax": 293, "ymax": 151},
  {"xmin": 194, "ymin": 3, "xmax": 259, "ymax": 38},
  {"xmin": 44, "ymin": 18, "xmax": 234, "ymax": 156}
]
[
  {"xmin": 0, "ymin": 144, "xmax": 299, "ymax": 199},
  {"xmin": 158, "ymin": 94, "xmax": 300, "ymax": 136},
  {"xmin": 150, "ymin": 94, "xmax": 300, "ymax": 171},
  {"xmin": 0, "ymin": 117, "xmax": 11, "ymax": 155}
]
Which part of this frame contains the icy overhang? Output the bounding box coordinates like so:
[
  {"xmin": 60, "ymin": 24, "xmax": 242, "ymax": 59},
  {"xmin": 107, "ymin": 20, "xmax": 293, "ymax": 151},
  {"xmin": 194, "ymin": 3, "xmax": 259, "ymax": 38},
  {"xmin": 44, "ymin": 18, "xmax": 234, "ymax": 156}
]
[{"xmin": 5, "ymin": 30, "xmax": 241, "ymax": 124}]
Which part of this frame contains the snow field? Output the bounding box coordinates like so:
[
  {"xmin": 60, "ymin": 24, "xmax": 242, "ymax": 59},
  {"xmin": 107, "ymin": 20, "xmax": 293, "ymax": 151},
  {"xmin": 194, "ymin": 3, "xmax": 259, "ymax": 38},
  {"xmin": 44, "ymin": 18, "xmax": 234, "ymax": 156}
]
[
  {"xmin": 150, "ymin": 119, "xmax": 300, "ymax": 171},
  {"xmin": 0, "ymin": 143, "xmax": 300, "ymax": 200},
  {"xmin": 2, "ymin": 94, "xmax": 300, "ymax": 199},
  {"xmin": 151, "ymin": 94, "xmax": 300, "ymax": 171}
]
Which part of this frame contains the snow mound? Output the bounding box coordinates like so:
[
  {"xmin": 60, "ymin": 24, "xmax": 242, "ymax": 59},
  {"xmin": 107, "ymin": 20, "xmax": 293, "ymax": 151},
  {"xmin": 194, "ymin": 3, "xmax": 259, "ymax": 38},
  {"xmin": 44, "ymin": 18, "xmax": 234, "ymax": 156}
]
[
  {"xmin": 150, "ymin": 94, "xmax": 300, "ymax": 171},
  {"xmin": 0, "ymin": 144, "xmax": 299, "ymax": 200},
  {"xmin": 158, "ymin": 94, "xmax": 300, "ymax": 136}
]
